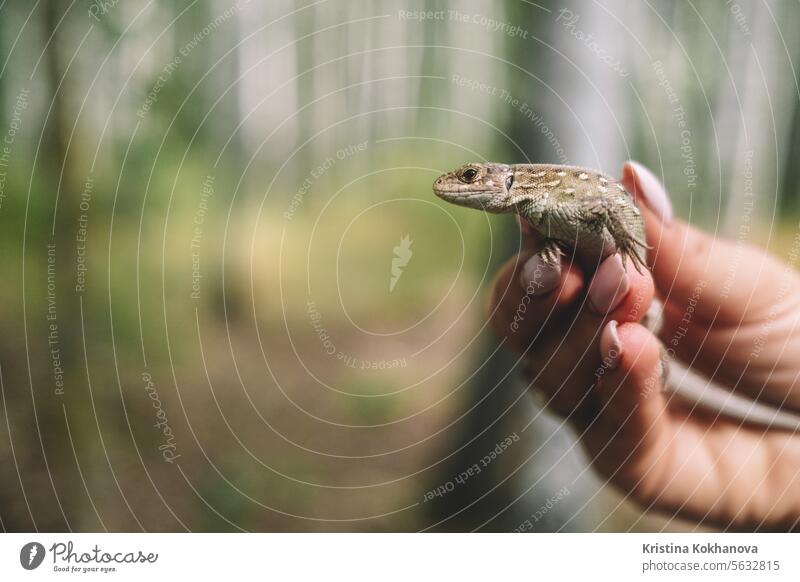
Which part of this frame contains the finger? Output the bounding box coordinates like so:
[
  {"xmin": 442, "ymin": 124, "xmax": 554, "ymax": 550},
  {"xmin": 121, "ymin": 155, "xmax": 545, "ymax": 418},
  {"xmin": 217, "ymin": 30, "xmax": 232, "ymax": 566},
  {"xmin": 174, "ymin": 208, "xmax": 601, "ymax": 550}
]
[
  {"xmin": 583, "ymin": 321, "xmax": 673, "ymax": 493},
  {"xmin": 488, "ymin": 248, "xmax": 584, "ymax": 354},
  {"xmin": 621, "ymin": 161, "xmax": 788, "ymax": 324},
  {"xmin": 489, "ymin": 216, "xmax": 585, "ymax": 352},
  {"xmin": 529, "ymin": 254, "xmax": 654, "ymax": 418},
  {"xmin": 584, "ymin": 321, "xmax": 800, "ymax": 525},
  {"xmin": 585, "ymin": 253, "xmax": 654, "ymax": 322}
]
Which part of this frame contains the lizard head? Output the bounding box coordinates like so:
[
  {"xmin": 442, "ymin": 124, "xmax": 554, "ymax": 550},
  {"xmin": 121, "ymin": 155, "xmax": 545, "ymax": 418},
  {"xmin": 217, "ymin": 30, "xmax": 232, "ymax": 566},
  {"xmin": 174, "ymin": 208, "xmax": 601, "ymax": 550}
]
[{"xmin": 433, "ymin": 163, "xmax": 514, "ymax": 212}]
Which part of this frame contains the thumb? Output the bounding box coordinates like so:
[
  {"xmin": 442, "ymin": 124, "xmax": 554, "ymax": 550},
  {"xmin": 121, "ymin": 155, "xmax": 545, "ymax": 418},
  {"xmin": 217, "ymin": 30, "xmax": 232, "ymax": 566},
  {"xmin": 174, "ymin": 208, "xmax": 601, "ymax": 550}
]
[{"xmin": 621, "ymin": 161, "xmax": 782, "ymax": 323}]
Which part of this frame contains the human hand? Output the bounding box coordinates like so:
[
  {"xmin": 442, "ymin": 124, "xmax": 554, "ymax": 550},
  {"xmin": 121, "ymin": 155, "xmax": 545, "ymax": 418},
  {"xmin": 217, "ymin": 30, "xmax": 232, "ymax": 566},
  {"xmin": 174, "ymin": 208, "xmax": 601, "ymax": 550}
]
[{"xmin": 489, "ymin": 161, "xmax": 800, "ymax": 530}]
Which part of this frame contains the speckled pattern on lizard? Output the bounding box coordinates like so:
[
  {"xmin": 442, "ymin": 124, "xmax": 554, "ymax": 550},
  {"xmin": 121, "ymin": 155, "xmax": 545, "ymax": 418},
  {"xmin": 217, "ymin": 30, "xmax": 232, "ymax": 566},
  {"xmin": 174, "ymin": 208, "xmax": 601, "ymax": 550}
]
[
  {"xmin": 433, "ymin": 162, "xmax": 649, "ymax": 274},
  {"xmin": 433, "ymin": 162, "xmax": 800, "ymax": 432}
]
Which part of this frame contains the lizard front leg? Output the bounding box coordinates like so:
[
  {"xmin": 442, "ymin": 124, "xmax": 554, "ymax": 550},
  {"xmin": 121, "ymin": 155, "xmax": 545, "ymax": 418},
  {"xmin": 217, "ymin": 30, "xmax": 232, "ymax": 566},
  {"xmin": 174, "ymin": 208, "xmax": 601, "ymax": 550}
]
[
  {"xmin": 516, "ymin": 202, "xmax": 566, "ymax": 272},
  {"xmin": 536, "ymin": 238, "xmax": 565, "ymax": 270},
  {"xmin": 519, "ymin": 238, "xmax": 565, "ymax": 297}
]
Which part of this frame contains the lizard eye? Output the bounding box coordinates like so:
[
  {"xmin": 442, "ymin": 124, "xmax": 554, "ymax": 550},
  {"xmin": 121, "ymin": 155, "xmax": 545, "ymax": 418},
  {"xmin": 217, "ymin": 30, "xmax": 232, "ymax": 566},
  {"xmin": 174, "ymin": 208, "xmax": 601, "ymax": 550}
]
[
  {"xmin": 459, "ymin": 167, "xmax": 479, "ymax": 182},
  {"xmin": 505, "ymin": 174, "xmax": 514, "ymax": 190}
]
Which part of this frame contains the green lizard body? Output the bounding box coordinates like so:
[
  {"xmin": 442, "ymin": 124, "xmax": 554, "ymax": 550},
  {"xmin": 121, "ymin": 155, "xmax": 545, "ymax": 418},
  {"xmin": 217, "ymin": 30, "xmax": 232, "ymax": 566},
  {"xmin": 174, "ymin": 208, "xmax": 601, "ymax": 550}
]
[
  {"xmin": 433, "ymin": 162, "xmax": 800, "ymax": 432},
  {"xmin": 433, "ymin": 163, "xmax": 648, "ymax": 273}
]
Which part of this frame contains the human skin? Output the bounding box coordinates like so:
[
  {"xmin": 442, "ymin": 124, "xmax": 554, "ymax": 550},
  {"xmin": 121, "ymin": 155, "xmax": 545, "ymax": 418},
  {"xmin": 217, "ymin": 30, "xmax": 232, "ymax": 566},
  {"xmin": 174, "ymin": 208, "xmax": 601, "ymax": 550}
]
[{"xmin": 489, "ymin": 161, "xmax": 800, "ymax": 530}]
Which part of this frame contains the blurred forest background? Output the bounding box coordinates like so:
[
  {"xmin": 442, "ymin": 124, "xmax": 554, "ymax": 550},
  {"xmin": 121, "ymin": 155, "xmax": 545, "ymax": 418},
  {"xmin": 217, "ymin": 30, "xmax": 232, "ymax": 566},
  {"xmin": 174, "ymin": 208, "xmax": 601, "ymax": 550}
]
[{"xmin": 1, "ymin": 0, "xmax": 799, "ymax": 532}]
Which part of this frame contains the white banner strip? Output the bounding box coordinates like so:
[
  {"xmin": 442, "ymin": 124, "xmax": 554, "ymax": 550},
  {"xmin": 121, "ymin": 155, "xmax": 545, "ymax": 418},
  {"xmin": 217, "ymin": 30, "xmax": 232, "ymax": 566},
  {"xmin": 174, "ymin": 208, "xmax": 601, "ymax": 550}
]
[{"xmin": 1, "ymin": 533, "xmax": 797, "ymax": 580}]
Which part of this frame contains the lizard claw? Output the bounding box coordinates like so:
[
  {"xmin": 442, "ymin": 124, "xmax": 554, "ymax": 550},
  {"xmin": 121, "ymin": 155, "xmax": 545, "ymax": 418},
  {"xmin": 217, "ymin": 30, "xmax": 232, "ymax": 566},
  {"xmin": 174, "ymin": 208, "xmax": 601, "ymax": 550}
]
[
  {"xmin": 537, "ymin": 239, "xmax": 565, "ymax": 270},
  {"xmin": 621, "ymin": 249, "xmax": 648, "ymax": 275},
  {"xmin": 631, "ymin": 235, "xmax": 653, "ymax": 250}
]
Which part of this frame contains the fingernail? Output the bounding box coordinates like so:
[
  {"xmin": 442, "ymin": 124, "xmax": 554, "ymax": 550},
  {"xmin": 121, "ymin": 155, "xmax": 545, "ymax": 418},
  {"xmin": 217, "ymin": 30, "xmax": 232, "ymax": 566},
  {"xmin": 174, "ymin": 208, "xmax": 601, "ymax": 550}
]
[
  {"xmin": 622, "ymin": 160, "xmax": 673, "ymax": 225},
  {"xmin": 588, "ymin": 254, "xmax": 629, "ymax": 314},
  {"xmin": 519, "ymin": 254, "xmax": 561, "ymax": 296},
  {"xmin": 600, "ymin": 320, "xmax": 622, "ymax": 371}
]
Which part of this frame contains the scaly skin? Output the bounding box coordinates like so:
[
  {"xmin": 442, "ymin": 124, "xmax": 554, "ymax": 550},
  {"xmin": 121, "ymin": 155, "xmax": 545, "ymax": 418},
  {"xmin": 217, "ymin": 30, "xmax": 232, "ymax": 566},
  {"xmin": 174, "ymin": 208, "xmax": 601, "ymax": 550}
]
[
  {"xmin": 432, "ymin": 163, "xmax": 649, "ymax": 273},
  {"xmin": 433, "ymin": 162, "xmax": 800, "ymax": 432}
]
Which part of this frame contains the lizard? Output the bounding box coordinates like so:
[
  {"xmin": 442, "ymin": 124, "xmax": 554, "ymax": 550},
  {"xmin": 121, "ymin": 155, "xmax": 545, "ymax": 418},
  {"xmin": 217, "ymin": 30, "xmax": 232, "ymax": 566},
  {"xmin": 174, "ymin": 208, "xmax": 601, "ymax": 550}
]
[{"xmin": 433, "ymin": 162, "xmax": 800, "ymax": 431}]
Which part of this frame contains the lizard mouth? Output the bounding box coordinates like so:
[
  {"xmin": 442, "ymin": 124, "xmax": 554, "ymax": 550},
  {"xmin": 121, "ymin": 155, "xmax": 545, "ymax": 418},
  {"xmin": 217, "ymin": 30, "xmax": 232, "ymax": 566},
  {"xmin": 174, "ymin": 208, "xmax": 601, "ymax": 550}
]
[
  {"xmin": 433, "ymin": 185, "xmax": 498, "ymax": 197},
  {"xmin": 433, "ymin": 187, "xmax": 500, "ymax": 211},
  {"xmin": 432, "ymin": 177, "xmax": 500, "ymax": 198}
]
